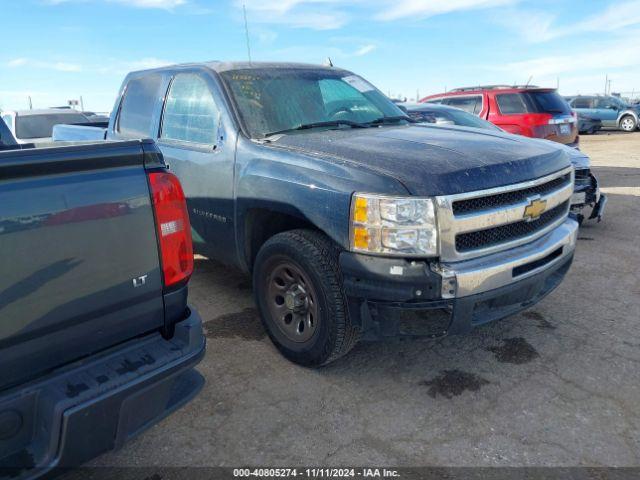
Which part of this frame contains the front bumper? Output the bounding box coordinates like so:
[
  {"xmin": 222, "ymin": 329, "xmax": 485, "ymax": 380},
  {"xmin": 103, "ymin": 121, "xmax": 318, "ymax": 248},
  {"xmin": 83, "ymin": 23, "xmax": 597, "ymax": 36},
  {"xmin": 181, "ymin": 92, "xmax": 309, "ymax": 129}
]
[
  {"xmin": 571, "ymin": 171, "xmax": 606, "ymax": 222},
  {"xmin": 0, "ymin": 309, "xmax": 205, "ymax": 479},
  {"xmin": 340, "ymin": 219, "xmax": 578, "ymax": 339}
]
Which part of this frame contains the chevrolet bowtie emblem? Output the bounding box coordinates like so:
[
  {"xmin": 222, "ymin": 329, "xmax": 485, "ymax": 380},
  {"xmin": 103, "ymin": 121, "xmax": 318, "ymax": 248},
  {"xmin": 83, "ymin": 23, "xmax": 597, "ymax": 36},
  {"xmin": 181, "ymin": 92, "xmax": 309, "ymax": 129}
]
[{"xmin": 523, "ymin": 197, "xmax": 547, "ymax": 221}]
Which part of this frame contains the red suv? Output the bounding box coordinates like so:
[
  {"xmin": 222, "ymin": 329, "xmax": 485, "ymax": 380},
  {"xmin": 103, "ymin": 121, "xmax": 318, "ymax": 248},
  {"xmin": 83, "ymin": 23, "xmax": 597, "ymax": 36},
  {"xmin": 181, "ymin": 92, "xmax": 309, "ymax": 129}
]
[{"xmin": 421, "ymin": 85, "xmax": 579, "ymax": 147}]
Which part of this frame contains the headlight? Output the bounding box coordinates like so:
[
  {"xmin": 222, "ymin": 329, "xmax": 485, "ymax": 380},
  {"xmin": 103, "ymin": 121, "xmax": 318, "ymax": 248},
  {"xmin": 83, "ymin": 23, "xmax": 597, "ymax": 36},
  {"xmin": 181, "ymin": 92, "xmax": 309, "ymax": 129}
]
[{"xmin": 349, "ymin": 193, "xmax": 438, "ymax": 256}]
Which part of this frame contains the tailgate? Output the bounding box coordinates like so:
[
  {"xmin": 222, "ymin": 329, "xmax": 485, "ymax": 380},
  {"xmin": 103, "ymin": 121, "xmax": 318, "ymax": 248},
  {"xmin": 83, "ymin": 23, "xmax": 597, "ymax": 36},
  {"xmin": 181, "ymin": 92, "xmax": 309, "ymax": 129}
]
[{"xmin": 0, "ymin": 141, "xmax": 164, "ymax": 390}]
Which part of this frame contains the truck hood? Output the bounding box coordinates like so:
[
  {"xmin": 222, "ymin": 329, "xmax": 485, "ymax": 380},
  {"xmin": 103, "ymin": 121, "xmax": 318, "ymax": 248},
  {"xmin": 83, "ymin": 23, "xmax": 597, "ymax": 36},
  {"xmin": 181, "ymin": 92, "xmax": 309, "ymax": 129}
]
[{"xmin": 269, "ymin": 125, "xmax": 572, "ymax": 196}]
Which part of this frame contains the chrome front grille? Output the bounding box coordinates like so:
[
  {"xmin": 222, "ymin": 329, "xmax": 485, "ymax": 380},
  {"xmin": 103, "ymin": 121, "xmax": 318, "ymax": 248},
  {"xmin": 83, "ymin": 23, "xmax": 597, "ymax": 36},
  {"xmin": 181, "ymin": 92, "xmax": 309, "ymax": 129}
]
[
  {"xmin": 435, "ymin": 167, "xmax": 574, "ymax": 262},
  {"xmin": 455, "ymin": 200, "xmax": 570, "ymax": 252},
  {"xmin": 452, "ymin": 173, "xmax": 571, "ymax": 215}
]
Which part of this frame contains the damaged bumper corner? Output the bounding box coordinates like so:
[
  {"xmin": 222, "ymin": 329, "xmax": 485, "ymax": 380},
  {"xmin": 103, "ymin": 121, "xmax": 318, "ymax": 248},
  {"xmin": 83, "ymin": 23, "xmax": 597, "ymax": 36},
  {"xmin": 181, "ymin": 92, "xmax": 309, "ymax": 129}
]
[{"xmin": 571, "ymin": 169, "xmax": 606, "ymax": 223}]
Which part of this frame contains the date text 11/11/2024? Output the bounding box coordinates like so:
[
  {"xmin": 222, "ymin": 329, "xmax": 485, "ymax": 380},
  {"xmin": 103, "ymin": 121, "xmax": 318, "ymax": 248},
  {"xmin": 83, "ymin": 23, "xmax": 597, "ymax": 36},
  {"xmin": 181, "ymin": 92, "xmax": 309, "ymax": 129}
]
[{"xmin": 232, "ymin": 468, "xmax": 400, "ymax": 478}]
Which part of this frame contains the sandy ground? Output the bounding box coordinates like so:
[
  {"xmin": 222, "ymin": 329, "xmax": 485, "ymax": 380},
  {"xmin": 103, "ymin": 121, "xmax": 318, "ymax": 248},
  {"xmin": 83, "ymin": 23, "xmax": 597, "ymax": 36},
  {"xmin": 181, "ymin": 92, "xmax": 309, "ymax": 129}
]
[{"xmin": 92, "ymin": 131, "xmax": 640, "ymax": 468}]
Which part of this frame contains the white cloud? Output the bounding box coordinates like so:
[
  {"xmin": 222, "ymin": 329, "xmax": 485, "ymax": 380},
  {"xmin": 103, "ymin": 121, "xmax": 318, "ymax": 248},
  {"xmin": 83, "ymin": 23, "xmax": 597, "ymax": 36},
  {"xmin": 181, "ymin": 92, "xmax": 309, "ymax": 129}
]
[
  {"xmin": 375, "ymin": 0, "xmax": 517, "ymax": 21},
  {"xmin": 354, "ymin": 44, "xmax": 376, "ymax": 56},
  {"xmin": 240, "ymin": 0, "xmax": 349, "ymax": 15},
  {"xmin": 237, "ymin": 0, "xmax": 518, "ymax": 28},
  {"xmin": 6, "ymin": 58, "xmax": 82, "ymax": 72},
  {"xmin": 5, "ymin": 56, "xmax": 174, "ymax": 75},
  {"xmin": 124, "ymin": 57, "xmax": 173, "ymax": 71},
  {"xmin": 499, "ymin": 44, "xmax": 640, "ymax": 79},
  {"xmin": 44, "ymin": 0, "xmax": 186, "ymax": 9},
  {"xmin": 490, "ymin": 32, "xmax": 640, "ymax": 95},
  {"xmin": 568, "ymin": 0, "xmax": 640, "ymax": 34},
  {"xmin": 239, "ymin": 0, "xmax": 353, "ymax": 30},
  {"xmin": 501, "ymin": 0, "xmax": 640, "ymax": 43},
  {"xmin": 7, "ymin": 58, "xmax": 28, "ymax": 67},
  {"xmin": 119, "ymin": 0, "xmax": 186, "ymax": 7}
]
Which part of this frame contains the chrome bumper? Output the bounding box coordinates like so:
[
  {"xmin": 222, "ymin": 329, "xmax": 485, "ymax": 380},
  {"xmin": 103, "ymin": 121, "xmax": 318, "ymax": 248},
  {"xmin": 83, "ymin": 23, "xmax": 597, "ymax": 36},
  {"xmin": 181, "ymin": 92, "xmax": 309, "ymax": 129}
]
[{"xmin": 436, "ymin": 218, "xmax": 578, "ymax": 298}]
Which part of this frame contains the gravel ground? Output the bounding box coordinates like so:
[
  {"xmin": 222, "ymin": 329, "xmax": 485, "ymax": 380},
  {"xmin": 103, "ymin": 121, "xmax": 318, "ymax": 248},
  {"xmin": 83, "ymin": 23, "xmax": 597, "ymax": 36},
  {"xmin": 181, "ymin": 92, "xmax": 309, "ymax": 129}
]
[{"xmin": 92, "ymin": 132, "xmax": 640, "ymax": 468}]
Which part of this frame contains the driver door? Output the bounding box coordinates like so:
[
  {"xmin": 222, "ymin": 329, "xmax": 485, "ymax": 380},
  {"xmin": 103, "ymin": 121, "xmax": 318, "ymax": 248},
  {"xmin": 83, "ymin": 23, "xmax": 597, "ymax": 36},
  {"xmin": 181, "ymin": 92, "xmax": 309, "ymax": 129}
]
[{"xmin": 594, "ymin": 98, "xmax": 619, "ymax": 127}]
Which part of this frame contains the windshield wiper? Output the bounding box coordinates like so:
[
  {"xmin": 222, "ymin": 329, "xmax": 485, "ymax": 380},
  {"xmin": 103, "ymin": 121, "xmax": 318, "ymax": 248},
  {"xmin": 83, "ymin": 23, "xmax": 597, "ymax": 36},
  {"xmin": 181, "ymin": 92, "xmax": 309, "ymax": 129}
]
[
  {"xmin": 263, "ymin": 120, "xmax": 369, "ymax": 138},
  {"xmin": 364, "ymin": 115, "xmax": 416, "ymax": 126}
]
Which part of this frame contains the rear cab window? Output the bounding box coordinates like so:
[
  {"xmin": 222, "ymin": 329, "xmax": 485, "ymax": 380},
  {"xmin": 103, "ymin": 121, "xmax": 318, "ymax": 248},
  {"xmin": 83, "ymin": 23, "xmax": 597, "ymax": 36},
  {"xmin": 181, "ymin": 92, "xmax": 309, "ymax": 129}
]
[{"xmin": 117, "ymin": 74, "xmax": 163, "ymax": 138}]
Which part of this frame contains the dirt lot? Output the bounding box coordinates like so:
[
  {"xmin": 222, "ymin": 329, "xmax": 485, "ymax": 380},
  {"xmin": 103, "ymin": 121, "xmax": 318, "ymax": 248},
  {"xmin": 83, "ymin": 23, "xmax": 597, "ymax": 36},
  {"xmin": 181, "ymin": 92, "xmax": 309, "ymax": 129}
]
[{"xmin": 94, "ymin": 132, "xmax": 640, "ymax": 467}]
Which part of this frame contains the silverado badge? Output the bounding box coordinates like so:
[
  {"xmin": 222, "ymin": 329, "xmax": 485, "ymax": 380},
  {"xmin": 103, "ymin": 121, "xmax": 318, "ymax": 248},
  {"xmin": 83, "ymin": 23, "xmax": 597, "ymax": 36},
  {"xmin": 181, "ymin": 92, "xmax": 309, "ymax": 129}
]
[{"xmin": 523, "ymin": 197, "xmax": 547, "ymax": 221}]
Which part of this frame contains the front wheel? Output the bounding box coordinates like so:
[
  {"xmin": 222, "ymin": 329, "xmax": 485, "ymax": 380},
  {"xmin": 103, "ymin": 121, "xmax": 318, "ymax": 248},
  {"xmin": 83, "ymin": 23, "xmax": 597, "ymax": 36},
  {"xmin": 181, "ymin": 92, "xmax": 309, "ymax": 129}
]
[
  {"xmin": 619, "ymin": 115, "xmax": 637, "ymax": 132},
  {"xmin": 253, "ymin": 229, "xmax": 360, "ymax": 366}
]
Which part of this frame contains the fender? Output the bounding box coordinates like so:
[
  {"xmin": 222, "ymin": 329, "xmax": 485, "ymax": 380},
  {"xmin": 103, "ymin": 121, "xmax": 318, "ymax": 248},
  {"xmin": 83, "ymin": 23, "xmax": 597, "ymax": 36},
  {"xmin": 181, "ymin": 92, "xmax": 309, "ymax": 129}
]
[{"xmin": 233, "ymin": 137, "xmax": 407, "ymax": 271}]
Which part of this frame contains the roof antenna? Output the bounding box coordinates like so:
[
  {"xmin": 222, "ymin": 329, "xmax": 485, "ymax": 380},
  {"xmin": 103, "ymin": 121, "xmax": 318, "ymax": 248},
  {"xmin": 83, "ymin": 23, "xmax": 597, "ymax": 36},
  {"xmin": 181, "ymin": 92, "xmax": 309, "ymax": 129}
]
[
  {"xmin": 324, "ymin": 57, "xmax": 333, "ymax": 67},
  {"xmin": 243, "ymin": 3, "xmax": 252, "ymax": 64},
  {"xmin": 525, "ymin": 75, "xmax": 533, "ymax": 87}
]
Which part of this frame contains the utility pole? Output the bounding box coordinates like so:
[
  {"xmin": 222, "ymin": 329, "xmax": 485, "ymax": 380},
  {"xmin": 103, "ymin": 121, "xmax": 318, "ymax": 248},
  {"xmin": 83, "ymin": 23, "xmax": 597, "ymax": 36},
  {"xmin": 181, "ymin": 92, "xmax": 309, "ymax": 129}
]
[
  {"xmin": 28, "ymin": 96, "xmax": 32, "ymax": 110},
  {"xmin": 80, "ymin": 96, "xmax": 84, "ymax": 111},
  {"xmin": 604, "ymin": 74, "xmax": 608, "ymax": 95},
  {"xmin": 243, "ymin": 4, "xmax": 252, "ymax": 64}
]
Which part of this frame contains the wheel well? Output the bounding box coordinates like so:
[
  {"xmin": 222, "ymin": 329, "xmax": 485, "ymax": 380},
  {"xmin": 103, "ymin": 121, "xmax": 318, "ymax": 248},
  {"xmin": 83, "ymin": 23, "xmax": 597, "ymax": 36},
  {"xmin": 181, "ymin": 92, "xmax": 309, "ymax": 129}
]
[
  {"xmin": 244, "ymin": 209, "xmax": 316, "ymax": 271},
  {"xmin": 620, "ymin": 113, "xmax": 637, "ymax": 124}
]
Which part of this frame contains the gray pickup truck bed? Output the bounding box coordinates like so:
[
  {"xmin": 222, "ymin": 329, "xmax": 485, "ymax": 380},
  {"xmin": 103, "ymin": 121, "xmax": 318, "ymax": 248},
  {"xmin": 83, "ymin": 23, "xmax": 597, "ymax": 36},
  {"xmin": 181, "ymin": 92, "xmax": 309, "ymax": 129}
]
[{"xmin": 0, "ymin": 140, "xmax": 204, "ymax": 478}]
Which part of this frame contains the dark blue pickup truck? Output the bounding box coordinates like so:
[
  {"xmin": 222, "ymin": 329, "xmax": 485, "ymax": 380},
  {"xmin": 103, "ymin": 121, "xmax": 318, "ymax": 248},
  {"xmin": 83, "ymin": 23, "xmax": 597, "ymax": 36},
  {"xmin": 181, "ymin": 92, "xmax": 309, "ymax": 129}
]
[
  {"xmin": 57, "ymin": 62, "xmax": 579, "ymax": 367},
  {"xmin": 0, "ymin": 131, "xmax": 205, "ymax": 478}
]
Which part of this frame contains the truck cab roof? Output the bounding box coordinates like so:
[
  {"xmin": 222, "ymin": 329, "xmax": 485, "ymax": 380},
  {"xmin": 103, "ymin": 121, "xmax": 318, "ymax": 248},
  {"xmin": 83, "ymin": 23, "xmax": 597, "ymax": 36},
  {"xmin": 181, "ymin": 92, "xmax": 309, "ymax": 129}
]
[{"xmin": 129, "ymin": 60, "xmax": 345, "ymax": 75}]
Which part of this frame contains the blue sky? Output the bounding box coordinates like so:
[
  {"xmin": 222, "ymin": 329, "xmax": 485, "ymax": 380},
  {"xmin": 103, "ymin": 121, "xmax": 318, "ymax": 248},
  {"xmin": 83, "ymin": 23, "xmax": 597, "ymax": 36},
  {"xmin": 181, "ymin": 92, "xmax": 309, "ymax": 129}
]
[{"xmin": 1, "ymin": 0, "xmax": 639, "ymax": 112}]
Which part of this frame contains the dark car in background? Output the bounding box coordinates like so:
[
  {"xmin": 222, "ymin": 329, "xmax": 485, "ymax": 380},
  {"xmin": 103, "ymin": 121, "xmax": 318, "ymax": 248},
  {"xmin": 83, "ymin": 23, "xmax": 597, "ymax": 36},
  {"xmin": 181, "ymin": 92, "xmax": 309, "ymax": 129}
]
[
  {"xmin": 421, "ymin": 85, "xmax": 579, "ymax": 147},
  {"xmin": 1, "ymin": 109, "xmax": 92, "ymax": 144},
  {"xmin": 403, "ymin": 102, "xmax": 605, "ymax": 224},
  {"xmin": 577, "ymin": 114, "xmax": 602, "ymax": 135},
  {"xmin": 566, "ymin": 95, "xmax": 639, "ymax": 132},
  {"xmin": 401, "ymin": 102, "xmax": 501, "ymax": 130}
]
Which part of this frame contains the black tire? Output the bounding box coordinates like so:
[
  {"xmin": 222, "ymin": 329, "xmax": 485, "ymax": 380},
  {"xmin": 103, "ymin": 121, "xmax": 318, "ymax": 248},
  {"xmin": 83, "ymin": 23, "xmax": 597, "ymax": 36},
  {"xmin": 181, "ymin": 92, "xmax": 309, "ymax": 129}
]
[
  {"xmin": 619, "ymin": 115, "xmax": 637, "ymax": 132},
  {"xmin": 253, "ymin": 229, "xmax": 360, "ymax": 366}
]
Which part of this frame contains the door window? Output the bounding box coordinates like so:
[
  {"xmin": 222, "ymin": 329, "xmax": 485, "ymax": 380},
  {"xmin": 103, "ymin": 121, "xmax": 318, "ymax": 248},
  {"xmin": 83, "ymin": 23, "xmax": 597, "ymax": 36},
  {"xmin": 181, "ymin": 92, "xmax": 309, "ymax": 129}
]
[
  {"xmin": 443, "ymin": 96, "xmax": 482, "ymax": 114},
  {"xmin": 496, "ymin": 93, "xmax": 528, "ymax": 114},
  {"xmin": 595, "ymin": 98, "xmax": 613, "ymax": 109},
  {"xmin": 572, "ymin": 97, "xmax": 593, "ymax": 109},
  {"xmin": 161, "ymin": 74, "xmax": 219, "ymax": 145}
]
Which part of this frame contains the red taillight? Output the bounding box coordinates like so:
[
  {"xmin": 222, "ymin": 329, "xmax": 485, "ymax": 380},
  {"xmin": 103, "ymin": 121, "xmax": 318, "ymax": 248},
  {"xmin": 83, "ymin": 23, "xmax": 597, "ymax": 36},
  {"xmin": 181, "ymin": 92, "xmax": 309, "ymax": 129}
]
[{"xmin": 148, "ymin": 172, "xmax": 194, "ymax": 288}]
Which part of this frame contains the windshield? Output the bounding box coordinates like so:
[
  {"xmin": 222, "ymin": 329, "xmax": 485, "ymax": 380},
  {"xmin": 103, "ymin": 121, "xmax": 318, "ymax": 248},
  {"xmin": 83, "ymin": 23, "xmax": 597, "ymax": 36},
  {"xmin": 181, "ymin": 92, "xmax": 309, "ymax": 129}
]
[
  {"xmin": 15, "ymin": 113, "xmax": 88, "ymax": 139},
  {"xmin": 408, "ymin": 106, "xmax": 500, "ymax": 130},
  {"xmin": 219, "ymin": 68, "xmax": 406, "ymax": 138}
]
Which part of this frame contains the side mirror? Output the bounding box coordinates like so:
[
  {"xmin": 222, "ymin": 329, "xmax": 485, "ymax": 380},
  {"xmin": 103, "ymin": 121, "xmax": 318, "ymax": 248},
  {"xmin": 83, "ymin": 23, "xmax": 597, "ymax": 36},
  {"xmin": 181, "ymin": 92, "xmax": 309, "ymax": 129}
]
[{"xmin": 607, "ymin": 105, "xmax": 618, "ymax": 110}]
